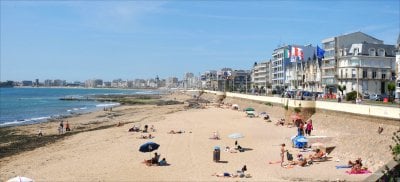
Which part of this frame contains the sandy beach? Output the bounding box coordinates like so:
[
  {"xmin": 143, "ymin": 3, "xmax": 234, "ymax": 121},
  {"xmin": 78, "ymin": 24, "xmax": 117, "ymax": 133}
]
[{"xmin": 1, "ymin": 91, "xmax": 399, "ymax": 181}]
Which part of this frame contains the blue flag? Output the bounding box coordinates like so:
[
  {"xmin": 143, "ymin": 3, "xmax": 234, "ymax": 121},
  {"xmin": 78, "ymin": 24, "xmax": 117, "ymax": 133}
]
[{"xmin": 317, "ymin": 46, "xmax": 325, "ymax": 59}]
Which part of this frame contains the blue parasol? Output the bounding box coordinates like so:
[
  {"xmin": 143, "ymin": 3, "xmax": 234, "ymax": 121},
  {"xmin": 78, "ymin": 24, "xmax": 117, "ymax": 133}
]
[{"xmin": 139, "ymin": 142, "xmax": 160, "ymax": 153}]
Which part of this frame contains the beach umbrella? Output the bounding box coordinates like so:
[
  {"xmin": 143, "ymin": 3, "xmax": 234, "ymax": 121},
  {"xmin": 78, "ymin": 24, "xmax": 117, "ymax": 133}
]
[
  {"xmin": 244, "ymin": 107, "xmax": 255, "ymax": 111},
  {"xmin": 7, "ymin": 176, "xmax": 34, "ymax": 182},
  {"xmin": 228, "ymin": 133, "xmax": 244, "ymax": 139},
  {"xmin": 260, "ymin": 112, "xmax": 267, "ymax": 115},
  {"xmin": 139, "ymin": 142, "xmax": 160, "ymax": 153}
]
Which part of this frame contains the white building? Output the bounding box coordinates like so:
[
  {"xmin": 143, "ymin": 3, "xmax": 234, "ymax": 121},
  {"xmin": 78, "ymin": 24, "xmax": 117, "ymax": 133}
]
[
  {"xmin": 337, "ymin": 42, "xmax": 396, "ymax": 95},
  {"xmin": 285, "ymin": 44, "xmax": 316, "ymax": 91},
  {"xmin": 252, "ymin": 61, "xmax": 272, "ymax": 93},
  {"xmin": 321, "ymin": 32, "xmax": 383, "ymax": 94}
]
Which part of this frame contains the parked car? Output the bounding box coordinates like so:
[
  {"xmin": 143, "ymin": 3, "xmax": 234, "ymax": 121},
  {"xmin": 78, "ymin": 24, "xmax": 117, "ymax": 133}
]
[
  {"xmin": 362, "ymin": 93, "xmax": 370, "ymax": 99},
  {"xmin": 302, "ymin": 91, "xmax": 314, "ymax": 100},
  {"xmin": 370, "ymin": 94, "xmax": 383, "ymax": 101}
]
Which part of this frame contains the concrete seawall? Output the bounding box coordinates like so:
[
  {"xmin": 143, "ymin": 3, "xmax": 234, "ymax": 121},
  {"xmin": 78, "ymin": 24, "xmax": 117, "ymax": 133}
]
[{"xmin": 201, "ymin": 90, "xmax": 400, "ymax": 120}]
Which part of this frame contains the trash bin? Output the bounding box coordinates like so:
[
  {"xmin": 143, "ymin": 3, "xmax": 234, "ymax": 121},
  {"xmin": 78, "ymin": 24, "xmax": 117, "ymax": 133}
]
[{"xmin": 213, "ymin": 146, "xmax": 220, "ymax": 162}]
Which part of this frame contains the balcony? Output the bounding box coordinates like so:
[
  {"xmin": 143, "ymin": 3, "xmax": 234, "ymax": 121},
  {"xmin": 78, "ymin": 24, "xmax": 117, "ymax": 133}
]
[
  {"xmin": 321, "ymin": 63, "xmax": 336, "ymax": 69},
  {"xmin": 322, "ymin": 78, "xmax": 337, "ymax": 85}
]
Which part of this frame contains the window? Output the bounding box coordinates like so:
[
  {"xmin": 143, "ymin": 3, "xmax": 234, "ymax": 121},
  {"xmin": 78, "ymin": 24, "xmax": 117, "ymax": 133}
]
[
  {"xmin": 341, "ymin": 69, "xmax": 343, "ymax": 78},
  {"xmin": 354, "ymin": 48, "xmax": 359, "ymax": 56},
  {"xmin": 372, "ymin": 70, "xmax": 377, "ymax": 79},
  {"xmin": 378, "ymin": 49, "xmax": 385, "ymax": 57},
  {"xmin": 369, "ymin": 48, "xmax": 376, "ymax": 56},
  {"xmin": 352, "ymin": 69, "xmax": 356, "ymax": 78},
  {"xmin": 362, "ymin": 70, "xmax": 367, "ymax": 78},
  {"xmin": 382, "ymin": 73, "xmax": 386, "ymax": 79},
  {"xmin": 345, "ymin": 69, "xmax": 348, "ymax": 78}
]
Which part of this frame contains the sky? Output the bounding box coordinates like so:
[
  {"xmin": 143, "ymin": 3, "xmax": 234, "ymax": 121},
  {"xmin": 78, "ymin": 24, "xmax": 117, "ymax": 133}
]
[{"xmin": 1, "ymin": 0, "xmax": 399, "ymax": 82}]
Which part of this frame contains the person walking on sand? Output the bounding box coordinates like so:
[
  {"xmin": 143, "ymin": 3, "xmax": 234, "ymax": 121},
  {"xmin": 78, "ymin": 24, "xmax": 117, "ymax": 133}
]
[
  {"xmin": 305, "ymin": 119, "xmax": 313, "ymax": 136},
  {"xmin": 65, "ymin": 121, "xmax": 71, "ymax": 131},
  {"xmin": 280, "ymin": 143, "xmax": 287, "ymax": 167},
  {"xmin": 59, "ymin": 120, "xmax": 64, "ymax": 134}
]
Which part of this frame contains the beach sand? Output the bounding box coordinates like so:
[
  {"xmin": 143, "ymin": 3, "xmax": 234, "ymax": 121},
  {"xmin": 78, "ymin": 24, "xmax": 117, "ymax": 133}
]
[{"xmin": 0, "ymin": 91, "xmax": 399, "ymax": 181}]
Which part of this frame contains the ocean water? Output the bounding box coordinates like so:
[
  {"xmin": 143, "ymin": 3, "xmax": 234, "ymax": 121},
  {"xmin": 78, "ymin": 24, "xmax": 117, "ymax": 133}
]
[{"xmin": 0, "ymin": 87, "xmax": 158, "ymax": 127}]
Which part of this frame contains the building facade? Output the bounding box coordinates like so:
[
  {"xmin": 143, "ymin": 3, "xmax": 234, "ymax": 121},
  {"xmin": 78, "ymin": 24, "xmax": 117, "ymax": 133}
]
[
  {"xmin": 321, "ymin": 32, "xmax": 383, "ymax": 93},
  {"xmin": 395, "ymin": 34, "xmax": 400, "ymax": 100},
  {"xmin": 284, "ymin": 44, "xmax": 316, "ymax": 91},
  {"xmin": 252, "ymin": 61, "xmax": 272, "ymax": 93},
  {"xmin": 337, "ymin": 42, "xmax": 396, "ymax": 95},
  {"xmin": 271, "ymin": 46, "xmax": 287, "ymax": 90}
]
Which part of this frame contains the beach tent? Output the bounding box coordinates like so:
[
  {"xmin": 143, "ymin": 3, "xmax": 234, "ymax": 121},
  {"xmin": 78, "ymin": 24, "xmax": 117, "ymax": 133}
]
[{"xmin": 291, "ymin": 135, "xmax": 308, "ymax": 148}]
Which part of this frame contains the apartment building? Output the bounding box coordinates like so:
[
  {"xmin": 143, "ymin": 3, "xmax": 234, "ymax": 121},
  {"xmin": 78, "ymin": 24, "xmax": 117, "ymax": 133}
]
[
  {"xmin": 337, "ymin": 42, "xmax": 396, "ymax": 95},
  {"xmin": 252, "ymin": 61, "xmax": 272, "ymax": 92},
  {"xmin": 321, "ymin": 31, "xmax": 383, "ymax": 93}
]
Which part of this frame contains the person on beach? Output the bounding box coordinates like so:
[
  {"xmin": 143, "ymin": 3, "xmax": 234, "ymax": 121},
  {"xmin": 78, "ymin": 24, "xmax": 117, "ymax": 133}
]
[
  {"xmin": 65, "ymin": 121, "xmax": 71, "ymax": 131},
  {"xmin": 143, "ymin": 125, "xmax": 148, "ymax": 133},
  {"xmin": 158, "ymin": 158, "xmax": 168, "ymax": 166},
  {"xmin": 152, "ymin": 152, "xmax": 160, "ymax": 164},
  {"xmin": 349, "ymin": 158, "xmax": 363, "ymax": 173},
  {"xmin": 309, "ymin": 148, "xmax": 325, "ymax": 161},
  {"xmin": 210, "ymin": 131, "xmax": 220, "ymax": 139},
  {"xmin": 59, "ymin": 120, "xmax": 64, "ymax": 134},
  {"xmin": 299, "ymin": 121, "xmax": 305, "ymax": 136},
  {"xmin": 38, "ymin": 129, "xmax": 43, "ymax": 136},
  {"xmin": 305, "ymin": 120, "xmax": 313, "ymax": 136},
  {"xmin": 280, "ymin": 143, "xmax": 287, "ymax": 167},
  {"xmin": 212, "ymin": 172, "xmax": 238, "ymax": 178}
]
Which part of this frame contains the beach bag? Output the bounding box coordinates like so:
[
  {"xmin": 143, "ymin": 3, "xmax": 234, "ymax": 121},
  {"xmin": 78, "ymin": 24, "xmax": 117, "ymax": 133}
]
[{"xmin": 287, "ymin": 152, "xmax": 293, "ymax": 161}]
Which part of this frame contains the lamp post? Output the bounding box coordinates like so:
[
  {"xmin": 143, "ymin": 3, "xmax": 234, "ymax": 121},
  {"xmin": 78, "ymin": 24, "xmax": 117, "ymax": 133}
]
[{"xmin": 356, "ymin": 66, "xmax": 359, "ymax": 99}]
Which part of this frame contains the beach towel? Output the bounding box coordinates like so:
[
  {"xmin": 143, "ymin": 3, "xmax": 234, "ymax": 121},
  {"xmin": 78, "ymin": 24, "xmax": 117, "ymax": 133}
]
[
  {"xmin": 335, "ymin": 165, "xmax": 352, "ymax": 169},
  {"xmin": 345, "ymin": 170, "xmax": 371, "ymax": 174}
]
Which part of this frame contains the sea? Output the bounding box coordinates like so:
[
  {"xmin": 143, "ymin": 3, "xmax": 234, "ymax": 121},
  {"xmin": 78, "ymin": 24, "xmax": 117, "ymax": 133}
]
[{"xmin": 0, "ymin": 87, "xmax": 159, "ymax": 127}]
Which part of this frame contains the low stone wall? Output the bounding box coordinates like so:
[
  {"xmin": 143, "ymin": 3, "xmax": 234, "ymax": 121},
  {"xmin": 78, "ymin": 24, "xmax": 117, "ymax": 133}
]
[{"xmin": 202, "ymin": 90, "xmax": 400, "ymax": 120}]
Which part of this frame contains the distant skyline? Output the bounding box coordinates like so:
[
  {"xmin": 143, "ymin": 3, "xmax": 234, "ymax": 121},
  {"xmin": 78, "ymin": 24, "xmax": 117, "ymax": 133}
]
[{"xmin": 1, "ymin": 0, "xmax": 399, "ymax": 82}]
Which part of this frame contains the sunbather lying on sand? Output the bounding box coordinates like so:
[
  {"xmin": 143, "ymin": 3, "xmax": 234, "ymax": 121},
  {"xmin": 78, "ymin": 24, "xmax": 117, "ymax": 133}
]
[
  {"xmin": 168, "ymin": 130, "xmax": 184, "ymax": 134},
  {"xmin": 137, "ymin": 134, "xmax": 154, "ymax": 139},
  {"xmin": 212, "ymin": 172, "xmax": 238, "ymax": 178},
  {"xmin": 209, "ymin": 131, "xmax": 220, "ymax": 140},
  {"xmin": 275, "ymin": 119, "xmax": 285, "ymax": 126},
  {"xmin": 288, "ymin": 154, "xmax": 308, "ymax": 167},
  {"xmin": 309, "ymin": 149, "xmax": 326, "ymax": 161},
  {"xmin": 348, "ymin": 158, "xmax": 366, "ymax": 173}
]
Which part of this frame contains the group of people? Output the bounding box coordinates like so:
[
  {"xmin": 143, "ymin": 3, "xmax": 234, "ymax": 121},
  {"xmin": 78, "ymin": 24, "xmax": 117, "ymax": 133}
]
[
  {"xmin": 58, "ymin": 120, "xmax": 71, "ymax": 135},
  {"xmin": 129, "ymin": 124, "xmax": 155, "ymax": 133},
  {"xmin": 144, "ymin": 152, "xmax": 168, "ymax": 166},
  {"xmin": 278, "ymin": 143, "xmax": 326, "ymax": 168},
  {"xmin": 213, "ymin": 165, "xmax": 250, "ymax": 178},
  {"xmin": 137, "ymin": 134, "xmax": 154, "ymax": 139},
  {"xmin": 293, "ymin": 119, "xmax": 313, "ymax": 136}
]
